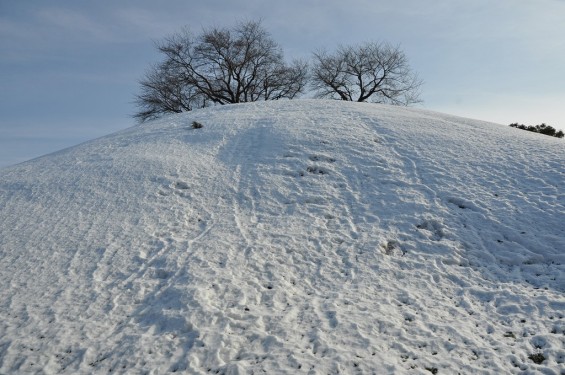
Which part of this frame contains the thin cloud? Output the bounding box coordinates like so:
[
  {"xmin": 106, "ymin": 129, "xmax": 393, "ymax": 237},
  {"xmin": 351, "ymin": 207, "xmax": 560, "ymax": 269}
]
[
  {"xmin": 35, "ymin": 8, "xmax": 117, "ymax": 42},
  {"xmin": 110, "ymin": 8, "xmax": 191, "ymax": 39}
]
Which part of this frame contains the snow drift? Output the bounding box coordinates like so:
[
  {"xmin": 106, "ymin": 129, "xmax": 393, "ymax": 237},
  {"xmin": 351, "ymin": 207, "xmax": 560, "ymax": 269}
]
[{"xmin": 0, "ymin": 100, "xmax": 564, "ymax": 374}]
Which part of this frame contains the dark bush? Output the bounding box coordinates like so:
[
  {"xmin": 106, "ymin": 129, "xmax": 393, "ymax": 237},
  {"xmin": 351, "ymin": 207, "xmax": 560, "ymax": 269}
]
[
  {"xmin": 509, "ymin": 123, "xmax": 564, "ymax": 138},
  {"xmin": 528, "ymin": 353, "xmax": 545, "ymax": 364}
]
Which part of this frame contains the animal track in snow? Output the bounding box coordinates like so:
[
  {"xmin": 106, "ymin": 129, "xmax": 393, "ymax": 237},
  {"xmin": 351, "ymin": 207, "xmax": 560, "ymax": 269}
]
[
  {"xmin": 281, "ymin": 151, "xmax": 336, "ymax": 178},
  {"xmin": 308, "ymin": 155, "xmax": 336, "ymax": 163},
  {"xmin": 381, "ymin": 240, "xmax": 404, "ymax": 256},
  {"xmin": 306, "ymin": 166, "xmax": 328, "ymax": 175},
  {"xmin": 326, "ymin": 311, "xmax": 338, "ymax": 328},
  {"xmin": 416, "ymin": 219, "xmax": 446, "ymax": 241},
  {"xmin": 447, "ymin": 197, "xmax": 481, "ymax": 212},
  {"xmin": 173, "ymin": 181, "xmax": 190, "ymax": 190},
  {"xmin": 151, "ymin": 268, "xmax": 172, "ymax": 280},
  {"xmin": 156, "ymin": 179, "xmax": 191, "ymax": 197}
]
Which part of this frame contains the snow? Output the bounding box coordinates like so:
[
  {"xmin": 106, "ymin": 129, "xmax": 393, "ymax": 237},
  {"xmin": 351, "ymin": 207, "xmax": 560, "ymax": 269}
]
[{"xmin": 0, "ymin": 100, "xmax": 564, "ymax": 374}]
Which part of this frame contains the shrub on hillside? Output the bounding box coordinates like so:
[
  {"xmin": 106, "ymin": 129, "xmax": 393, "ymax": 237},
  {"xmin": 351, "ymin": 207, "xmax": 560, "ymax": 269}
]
[{"xmin": 509, "ymin": 123, "xmax": 564, "ymax": 138}]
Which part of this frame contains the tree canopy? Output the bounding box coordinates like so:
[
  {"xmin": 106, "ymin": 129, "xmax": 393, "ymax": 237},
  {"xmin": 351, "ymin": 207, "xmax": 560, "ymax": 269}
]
[
  {"xmin": 134, "ymin": 22, "xmax": 424, "ymax": 122},
  {"xmin": 311, "ymin": 42, "xmax": 422, "ymax": 105},
  {"xmin": 134, "ymin": 21, "xmax": 308, "ymax": 122}
]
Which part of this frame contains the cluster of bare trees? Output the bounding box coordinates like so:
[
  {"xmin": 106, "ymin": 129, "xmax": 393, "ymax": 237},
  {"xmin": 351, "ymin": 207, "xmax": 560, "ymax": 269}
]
[{"xmin": 134, "ymin": 21, "xmax": 422, "ymax": 122}]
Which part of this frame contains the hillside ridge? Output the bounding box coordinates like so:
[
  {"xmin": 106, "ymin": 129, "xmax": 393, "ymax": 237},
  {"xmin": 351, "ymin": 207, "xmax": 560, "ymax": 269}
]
[{"xmin": 1, "ymin": 100, "xmax": 564, "ymax": 374}]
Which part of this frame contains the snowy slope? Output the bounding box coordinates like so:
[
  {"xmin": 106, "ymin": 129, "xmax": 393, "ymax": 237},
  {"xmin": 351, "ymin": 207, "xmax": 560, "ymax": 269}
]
[{"xmin": 0, "ymin": 100, "xmax": 564, "ymax": 374}]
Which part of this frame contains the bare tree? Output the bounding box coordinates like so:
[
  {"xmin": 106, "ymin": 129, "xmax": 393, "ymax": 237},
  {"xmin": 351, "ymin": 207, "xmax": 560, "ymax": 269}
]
[
  {"xmin": 311, "ymin": 42, "xmax": 422, "ymax": 105},
  {"xmin": 134, "ymin": 62, "xmax": 206, "ymax": 122},
  {"xmin": 134, "ymin": 21, "xmax": 308, "ymax": 121}
]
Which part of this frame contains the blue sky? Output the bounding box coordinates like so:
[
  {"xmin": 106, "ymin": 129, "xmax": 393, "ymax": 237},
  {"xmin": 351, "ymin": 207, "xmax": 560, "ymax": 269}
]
[{"xmin": 1, "ymin": 0, "xmax": 564, "ymax": 168}]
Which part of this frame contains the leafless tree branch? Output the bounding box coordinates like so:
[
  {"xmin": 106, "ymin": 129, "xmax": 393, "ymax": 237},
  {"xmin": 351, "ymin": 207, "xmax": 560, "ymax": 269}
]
[
  {"xmin": 134, "ymin": 21, "xmax": 308, "ymax": 122},
  {"xmin": 311, "ymin": 42, "xmax": 423, "ymax": 105}
]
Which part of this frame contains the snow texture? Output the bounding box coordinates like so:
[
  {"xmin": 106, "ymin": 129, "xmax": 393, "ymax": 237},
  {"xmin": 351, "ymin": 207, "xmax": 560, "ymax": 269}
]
[{"xmin": 0, "ymin": 100, "xmax": 564, "ymax": 374}]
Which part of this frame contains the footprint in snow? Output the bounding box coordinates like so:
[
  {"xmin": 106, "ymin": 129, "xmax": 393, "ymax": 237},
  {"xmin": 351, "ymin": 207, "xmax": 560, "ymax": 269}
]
[
  {"xmin": 416, "ymin": 219, "xmax": 445, "ymax": 241},
  {"xmin": 309, "ymin": 155, "xmax": 336, "ymax": 163},
  {"xmin": 326, "ymin": 311, "xmax": 338, "ymax": 328},
  {"xmin": 156, "ymin": 180, "xmax": 190, "ymax": 196},
  {"xmin": 173, "ymin": 181, "xmax": 190, "ymax": 190},
  {"xmin": 306, "ymin": 166, "xmax": 328, "ymax": 175},
  {"xmin": 382, "ymin": 240, "xmax": 404, "ymax": 256},
  {"xmin": 447, "ymin": 197, "xmax": 482, "ymax": 212},
  {"xmin": 152, "ymin": 268, "xmax": 172, "ymax": 280}
]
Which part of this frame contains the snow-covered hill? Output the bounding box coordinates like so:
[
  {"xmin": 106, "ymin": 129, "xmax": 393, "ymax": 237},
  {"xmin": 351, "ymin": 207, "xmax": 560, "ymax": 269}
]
[{"xmin": 0, "ymin": 100, "xmax": 564, "ymax": 374}]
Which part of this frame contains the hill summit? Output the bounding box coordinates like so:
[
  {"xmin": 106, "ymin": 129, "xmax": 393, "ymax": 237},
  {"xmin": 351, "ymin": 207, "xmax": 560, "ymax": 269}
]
[{"xmin": 1, "ymin": 100, "xmax": 564, "ymax": 374}]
